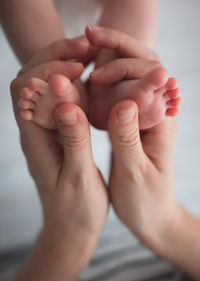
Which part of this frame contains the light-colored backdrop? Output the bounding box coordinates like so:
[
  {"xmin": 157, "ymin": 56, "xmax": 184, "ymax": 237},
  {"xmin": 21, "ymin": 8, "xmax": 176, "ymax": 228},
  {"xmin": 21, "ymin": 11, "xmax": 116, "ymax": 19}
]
[{"xmin": 0, "ymin": 0, "xmax": 200, "ymax": 252}]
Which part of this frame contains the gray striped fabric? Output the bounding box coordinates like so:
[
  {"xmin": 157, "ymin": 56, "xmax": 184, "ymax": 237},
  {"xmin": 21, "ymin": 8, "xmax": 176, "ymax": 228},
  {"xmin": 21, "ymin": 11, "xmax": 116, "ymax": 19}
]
[{"xmin": 0, "ymin": 210, "xmax": 192, "ymax": 281}]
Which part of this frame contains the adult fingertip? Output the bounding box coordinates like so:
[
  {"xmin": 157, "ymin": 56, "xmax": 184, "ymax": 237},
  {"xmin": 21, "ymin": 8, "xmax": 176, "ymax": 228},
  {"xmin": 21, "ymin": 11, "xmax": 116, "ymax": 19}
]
[
  {"xmin": 55, "ymin": 103, "xmax": 93, "ymax": 173},
  {"xmin": 67, "ymin": 61, "xmax": 84, "ymax": 71},
  {"xmin": 108, "ymin": 100, "xmax": 143, "ymax": 164},
  {"xmin": 55, "ymin": 105, "xmax": 78, "ymax": 126},
  {"xmin": 89, "ymin": 67, "xmax": 105, "ymax": 84},
  {"xmin": 86, "ymin": 25, "xmax": 103, "ymax": 33},
  {"xmin": 55, "ymin": 103, "xmax": 81, "ymax": 126},
  {"xmin": 64, "ymin": 62, "xmax": 84, "ymax": 81},
  {"xmin": 85, "ymin": 25, "xmax": 102, "ymax": 45},
  {"xmin": 108, "ymin": 100, "xmax": 138, "ymax": 130},
  {"xmin": 117, "ymin": 103, "xmax": 137, "ymax": 125},
  {"xmin": 55, "ymin": 102, "xmax": 90, "ymax": 144},
  {"xmin": 85, "ymin": 25, "xmax": 93, "ymax": 39}
]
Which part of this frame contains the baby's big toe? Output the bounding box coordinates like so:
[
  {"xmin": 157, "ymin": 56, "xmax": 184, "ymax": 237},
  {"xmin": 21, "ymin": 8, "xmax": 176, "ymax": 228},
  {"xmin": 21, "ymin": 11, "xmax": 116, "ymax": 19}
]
[{"xmin": 49, "ymin": 74, "xmax": 72, "ymax": 97}]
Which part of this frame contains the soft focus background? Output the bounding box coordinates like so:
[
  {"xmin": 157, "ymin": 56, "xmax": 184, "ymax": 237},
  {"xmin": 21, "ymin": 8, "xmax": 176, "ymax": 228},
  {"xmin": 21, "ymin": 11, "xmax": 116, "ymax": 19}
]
[{"xmin": 0, "ymin": 0, "xmax": 200, "ymax": 280}]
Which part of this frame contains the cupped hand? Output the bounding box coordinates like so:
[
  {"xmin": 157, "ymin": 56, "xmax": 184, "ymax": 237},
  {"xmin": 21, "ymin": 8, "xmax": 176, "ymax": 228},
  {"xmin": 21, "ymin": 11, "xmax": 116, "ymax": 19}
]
[
  {"xmin": 10, "ymin": 38, "xmax": 109, "ymax": 244},
  {"xmin": 85, "ymin": 25, "xmax": 161, "ymax": 129},
  {"xmin": 107, "ymin": 98, "xmax": 178, "ymax": 247},
  {"xmin": 84, "ymin": 26, "xmax": 180, "ymax": 247}
]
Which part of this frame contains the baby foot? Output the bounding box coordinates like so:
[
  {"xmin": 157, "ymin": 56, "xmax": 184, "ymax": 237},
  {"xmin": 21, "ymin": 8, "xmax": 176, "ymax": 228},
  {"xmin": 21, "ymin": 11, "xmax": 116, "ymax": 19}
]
[
  {"xmin": 89, "ymin": 67, "xmax": 181, "ymax": 130},
  {"xmin": 18, "ymin": 74, "xmax": 85, "ymax": 129}
]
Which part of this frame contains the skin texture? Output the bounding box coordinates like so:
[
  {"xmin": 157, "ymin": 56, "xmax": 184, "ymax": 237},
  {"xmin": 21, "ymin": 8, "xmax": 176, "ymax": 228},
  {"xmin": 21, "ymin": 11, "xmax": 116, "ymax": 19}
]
[
  {"xmin": 17, "ymin": 27, "xmax": 180, "ymax": 132},
  {"xmin": 0, "ymin": 0, "xmax": 157, "ymax": 113},
  {"xmin": 107, "ymin": 100, "xmax": 200, "ymax": 280},
  {"xmin": 9, "ymin": 35, "xmax": 200, "ymax": 281},
  {"xmin": 0, "ymin": 0, "xmax": 159, "ymax": 130},
  {"xmin": 95, "ymin": 0, "xmax": 157, "ymax": 68},
  {"xmin": 1, "ymin": 0, "xmax": 200, "ymax": 279},
  {"xmin": 87, "ymin": 0, "xmax": 158, "ymax": 122},
  {"xmin": 17, "ymin": 63, "xmax": 180, "ymax": 130},
  {"xmin": 0, "ymin": 0, "xmax": 157, "ymax": 64},
  {"xmin": 10, "ymin": 40, "xmax": 109, "ymax": 281},
  {"xmin": 0, "ymin": 0, "xmax": 65, "ymax": 64},
  {"xmin": 86, "ymin": 26, "xmax": 180, "ymax": 129}
]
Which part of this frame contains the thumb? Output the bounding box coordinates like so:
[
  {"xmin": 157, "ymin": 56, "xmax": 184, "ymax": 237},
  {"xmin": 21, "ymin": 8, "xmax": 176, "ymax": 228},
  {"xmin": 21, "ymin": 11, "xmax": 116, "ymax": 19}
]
[
  {"xmin": 108, "ymin": 100, "xmax": 146, "ymax": 171},
  {"xmin": 55, "ymin": 103, "xmax": 94, "ymax": 173}
]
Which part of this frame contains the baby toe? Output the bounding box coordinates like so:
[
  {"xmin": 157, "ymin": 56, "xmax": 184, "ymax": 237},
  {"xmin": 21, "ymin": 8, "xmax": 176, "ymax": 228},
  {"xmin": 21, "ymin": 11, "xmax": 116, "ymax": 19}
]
[
  {"xmin": 18, "ymin": 98, "xmax": 35, "ymax": 110},
  {"xmin": 20, "ymin": 87, "xmax": 39, "ymax": 102},
  {"xmin": 166, "ymin": 97, "xmax": 181, "ymax": 108},
  {"xmin": 164, "ymin": 88, "xmax": 180, "ymax": 101},
  {"xmin": 166, "ymin": 107, "xmax": 179, "ymax": 117},
  {"xmin": 20, "ymin": 109, "xmax": 33, "ymax": 121},
  {"xmin": 27, "ymin": 78, "xmax": 48, "ymax": 94},
  {"xmin": 49, "ymin": 74, "xmax": 72, "ymax": 97}
]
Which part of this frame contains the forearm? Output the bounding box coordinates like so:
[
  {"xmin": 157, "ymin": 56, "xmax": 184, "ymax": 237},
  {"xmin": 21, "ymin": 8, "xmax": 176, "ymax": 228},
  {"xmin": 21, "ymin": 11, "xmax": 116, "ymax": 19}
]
[
  {"xmin": 146, "ymin": 203, "xmax": 200, "ymax": 280},
  {"xmin": 94, "ymin": 0, "xmax": 157, "ymax": 68},
  {"xmin": 98, "ymin": 0, "xmax": 157, "ymax": 49},
  {"xmin": 0, "ymin": 0, "xmax": 65, "ymax": 64},
  {"xmin": 12, "ymin": 227, "xmax": 97, "ymax": 281}
]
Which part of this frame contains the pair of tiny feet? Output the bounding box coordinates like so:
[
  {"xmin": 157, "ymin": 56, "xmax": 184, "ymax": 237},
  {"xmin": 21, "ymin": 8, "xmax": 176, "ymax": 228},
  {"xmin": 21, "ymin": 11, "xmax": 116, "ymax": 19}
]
[{"xmin": 18, "ymin": 65, "xmax": 180, "ymax": 130}]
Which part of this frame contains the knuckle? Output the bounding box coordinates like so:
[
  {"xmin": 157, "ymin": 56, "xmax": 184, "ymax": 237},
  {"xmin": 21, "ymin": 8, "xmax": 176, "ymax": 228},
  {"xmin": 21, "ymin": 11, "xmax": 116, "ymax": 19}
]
[
  {"xmin": 62, "ymin": 132, "xmax": 88, "ymax": 150},
  {"xmin": 116, "ymin": 128, "xmax": 140, "ymax": 149}
]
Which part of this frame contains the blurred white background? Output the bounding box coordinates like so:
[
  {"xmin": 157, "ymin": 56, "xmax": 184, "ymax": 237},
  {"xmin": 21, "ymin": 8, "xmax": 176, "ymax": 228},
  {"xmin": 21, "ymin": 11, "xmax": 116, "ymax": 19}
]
[{"xmin": 0, "ymin": 0, "xmax": 200, "ymax": 253}]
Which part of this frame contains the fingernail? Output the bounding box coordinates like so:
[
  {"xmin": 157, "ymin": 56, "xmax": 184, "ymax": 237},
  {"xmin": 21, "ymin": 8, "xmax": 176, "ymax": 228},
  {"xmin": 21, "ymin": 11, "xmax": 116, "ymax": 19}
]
[
  {"xmin": 87, "ymin": 25, "xmax": 102, "ymax": 32},
  {"xmin": 56, "ymin": 113, "xmax": 78, "ymax": 125},
  {"xmin": 75, "ymin": 35, "xmax": 88, "ymax": 42},
  {"xmin": 67, "ymin": 62, "xmax": 82, "ymax": 67},
  {"xmin": 118, "ymin": 107, "xmax": 135, "ymax": 124},
  {"xmin": 91, "ymin": 67, "xmax": 105, "ymax": 77}
]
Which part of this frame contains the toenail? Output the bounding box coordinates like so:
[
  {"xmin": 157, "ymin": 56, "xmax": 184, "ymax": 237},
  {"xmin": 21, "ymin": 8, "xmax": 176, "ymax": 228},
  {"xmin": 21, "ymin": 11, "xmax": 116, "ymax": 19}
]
[{"xmin": 118, "ymin": 107, "xmax": 136, "ymax": 124}]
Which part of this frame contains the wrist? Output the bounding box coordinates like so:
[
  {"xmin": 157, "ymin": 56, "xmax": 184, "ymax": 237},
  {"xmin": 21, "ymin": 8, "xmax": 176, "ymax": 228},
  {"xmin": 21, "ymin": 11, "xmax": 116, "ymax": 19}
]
[
  {"xmin": 19, "ymin": 226, "xmax": 98, "ymax": 281},
  {"xmin": 41, "ymin": 223, "xmax": 99, "ymax": 261},
  {"xmin": 135, "ymin": 199, "xmax": 182, "ymax": 253},
  {"xmin": 140, "ymin": 203, "xmax": 200, "ymax": 279}
]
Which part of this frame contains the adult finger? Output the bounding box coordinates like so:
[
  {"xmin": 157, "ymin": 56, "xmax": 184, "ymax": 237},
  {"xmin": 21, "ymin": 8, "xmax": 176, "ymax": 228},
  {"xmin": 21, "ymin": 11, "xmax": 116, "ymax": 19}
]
[
  {"xmin": 11, "ymin": 61, "xmax": 83, "ymax": 95},
  {"xmin": 108, "ymin": 100, "xmax": 147, "ymax": 172},
  {"xmin": 19, "ymin": 36, "xmax": 98, "ymax": 75},
  {"xmin": 90, "ymin": 58, "xmax": 160, "ymax": 85},
  {"xmin": 55, "ymin": 103, "xmax": 94, "ymax": 173},
  {"xmin": 86, "ymin": 25, "xmax": 159, "ymax": 61}
]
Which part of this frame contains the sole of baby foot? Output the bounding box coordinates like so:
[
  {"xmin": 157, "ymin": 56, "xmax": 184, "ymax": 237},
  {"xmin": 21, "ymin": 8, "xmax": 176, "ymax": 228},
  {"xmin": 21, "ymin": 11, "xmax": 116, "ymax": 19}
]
[
  {"xmin": 89, "ymin": 67, "xmax": 181, "ymax": 130},
  {"xmin": 18, "ymin": 74, "xmax": 81, "ymax": 129}
]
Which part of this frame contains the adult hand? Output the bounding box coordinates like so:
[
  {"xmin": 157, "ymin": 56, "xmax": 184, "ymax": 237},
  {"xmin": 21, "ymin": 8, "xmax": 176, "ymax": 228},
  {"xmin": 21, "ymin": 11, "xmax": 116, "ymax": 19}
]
[
  {"xmin": 86, "ymin": 26, "xmax": 179, "ymax": 246},
  {"xmin": 85, "ymin": 26, "xmax": 161, "ymax": 129},
  {"xmin": 107, "ymin": 99, "xmax": 177, "ymax": 243},
  {"xmin": 86, "ymin": 25, "xmax": 159, "ymax": 63},
  {"xmin": 10, "ymin": 38, "xmax": 108, "ymax": 281},
  {"xmin": 107, "ymin": 100, "xmax": 200, "ymax": 281}
]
